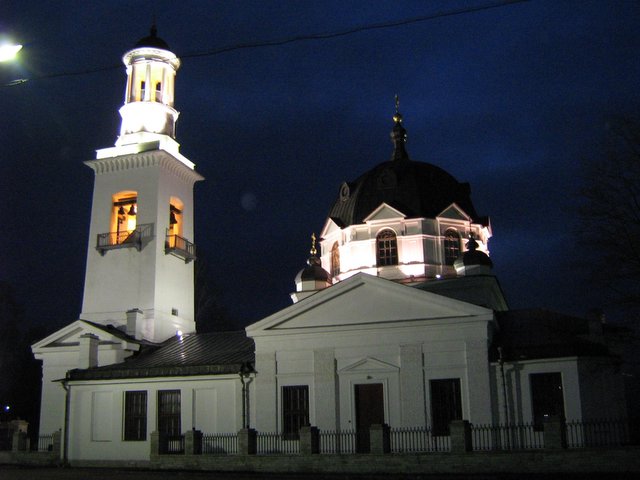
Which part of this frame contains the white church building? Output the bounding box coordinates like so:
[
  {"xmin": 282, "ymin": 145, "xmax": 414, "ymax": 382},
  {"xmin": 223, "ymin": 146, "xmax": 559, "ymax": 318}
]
[{"xmin": 31, "ymin": 29, "xmax": 627, "ymax": 462}]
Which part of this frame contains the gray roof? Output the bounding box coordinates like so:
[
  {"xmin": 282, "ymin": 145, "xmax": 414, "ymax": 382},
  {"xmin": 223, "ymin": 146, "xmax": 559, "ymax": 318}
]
[{"xmin": 67, "ymin": 330, "xmax": 254, "ymax": 381}]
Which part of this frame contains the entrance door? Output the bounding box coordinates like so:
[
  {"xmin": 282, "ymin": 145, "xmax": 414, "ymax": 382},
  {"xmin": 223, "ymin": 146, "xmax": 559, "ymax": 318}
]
[{"xmin": 354, "ymin": 383, "xmax": 384, "ymax": 453}]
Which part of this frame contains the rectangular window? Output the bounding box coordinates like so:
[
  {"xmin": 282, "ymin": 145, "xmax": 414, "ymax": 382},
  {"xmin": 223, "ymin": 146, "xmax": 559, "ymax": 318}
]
[
  {"xmin": 282, "ymin": 385, "xmax": 309, "ymax": 440},
  {"xmin": 123, "ymin": 391, "xmax": 147, "ymax": 441},
  {"xmin": 530, "ymin": 372, "xmax": 565, "ymax": 430},
  {"xmin": 158, "ymin": 390, "xmax": 181, "ymax": 436},
  {"xmin": 430, "ymin": 378, "xmax": 462, "ymax": 436}
]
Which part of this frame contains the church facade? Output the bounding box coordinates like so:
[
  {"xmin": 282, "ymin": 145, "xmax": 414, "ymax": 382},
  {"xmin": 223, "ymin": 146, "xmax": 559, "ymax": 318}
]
[{"xmin": 31, "ymin": 30, "xmax": 627, "ymax": 462}]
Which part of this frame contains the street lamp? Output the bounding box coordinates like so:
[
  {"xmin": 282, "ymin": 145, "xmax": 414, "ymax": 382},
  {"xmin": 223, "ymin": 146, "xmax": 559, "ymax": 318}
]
[
  {"xmin": 239, "ymin": 362, "xmax": 254, "ymax": 429},
  {"xmin": 0, "ymin": 43, "xmax": 22, "ymax": 62}
]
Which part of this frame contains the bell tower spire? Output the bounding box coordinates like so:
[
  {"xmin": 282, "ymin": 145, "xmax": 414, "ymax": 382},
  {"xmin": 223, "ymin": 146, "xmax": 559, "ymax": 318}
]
[{"xmin": 116, "ymin": 25, "xmax": 181, "ymax": 147}]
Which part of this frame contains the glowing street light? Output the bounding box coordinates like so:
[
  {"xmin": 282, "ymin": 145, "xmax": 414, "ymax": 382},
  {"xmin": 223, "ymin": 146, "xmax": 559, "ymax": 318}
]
[{"xmin": 0, "ymin": 43, "xmax": 22, "ymax": 62}]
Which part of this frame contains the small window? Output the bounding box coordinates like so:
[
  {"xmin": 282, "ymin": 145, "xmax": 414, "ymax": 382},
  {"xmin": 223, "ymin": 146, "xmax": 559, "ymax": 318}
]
[
  {"xmin": 430, "ymin": 378, "xmax": 462, "ymax": 436},
  {"xmin": 140, "ymin": 80, "xmax": 146, "ymax": 101},
  {"xmin": 158, "ymin": 390, "xmax": 181, "ymax": 436},
  {"xmin": 530, "ymin": 373, "xmax": 565, "ymax": 430},
  {"xmin": 282, "ymin": 385, "xmax": 309, "ymax": 440},
  {"xmin": 376, "ymin": 230, "xmax": 398, "ymax": 266},
  {"xmin": 123, "ymin": 391, "xmax": 147, "ymax": 441},
  {"xmin": 331, "ymin": 242, "xmax": 340, "ymax": 277},
  {"xmin": 444, "ymin": 229, "xmax": 461, "ymax": 265}
]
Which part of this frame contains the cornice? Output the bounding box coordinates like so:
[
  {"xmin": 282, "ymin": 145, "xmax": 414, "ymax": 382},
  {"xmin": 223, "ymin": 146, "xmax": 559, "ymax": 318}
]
[{"xmin": 85, "ymin": 150, "xmax": 204, "ymax": 184}]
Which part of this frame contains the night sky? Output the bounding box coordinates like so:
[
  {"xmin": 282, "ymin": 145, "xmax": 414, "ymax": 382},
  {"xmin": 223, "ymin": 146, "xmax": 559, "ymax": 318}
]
[{"xmin": 1, "ymin": 0, "xmax": 639, "ymax": 336}]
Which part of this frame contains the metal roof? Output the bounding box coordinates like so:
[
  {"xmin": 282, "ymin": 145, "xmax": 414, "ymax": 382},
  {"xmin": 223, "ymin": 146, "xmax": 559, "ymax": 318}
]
[{"xmin": 67, "ymin": 330, "xmax": 254, "ymax": 381}]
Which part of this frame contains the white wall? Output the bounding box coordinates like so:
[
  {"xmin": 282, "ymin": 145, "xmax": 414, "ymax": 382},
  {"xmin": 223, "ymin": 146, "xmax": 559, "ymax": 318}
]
[{"xmin": 67, "ymin": 375, "xmax": 241, "ymax": 461}]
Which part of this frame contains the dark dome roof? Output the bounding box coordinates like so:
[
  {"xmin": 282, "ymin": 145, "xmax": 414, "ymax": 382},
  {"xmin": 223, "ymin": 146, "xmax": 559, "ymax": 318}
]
[
  {"xmin": 296, "ymin": 256, "xmax": 331, "ymax": 283},
  {"xmin": 327, "ymin": 159, "xmax": 481, "ymax": 227},
  {"xmin": 134, "ymin": 25, "xmax": 170, "ymax": 50}
]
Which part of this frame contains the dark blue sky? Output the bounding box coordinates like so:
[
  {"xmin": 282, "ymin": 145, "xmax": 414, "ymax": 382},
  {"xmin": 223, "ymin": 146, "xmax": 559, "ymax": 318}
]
[{"xmin": 1, "ymin": 1, "xmax": 639, "ymax": 334}]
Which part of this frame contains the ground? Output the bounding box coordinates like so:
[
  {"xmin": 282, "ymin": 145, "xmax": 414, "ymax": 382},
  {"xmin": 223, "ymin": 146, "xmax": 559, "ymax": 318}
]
[{"xmin": 0, "ymin": 467, "xmax": 637, "ymax": 480}]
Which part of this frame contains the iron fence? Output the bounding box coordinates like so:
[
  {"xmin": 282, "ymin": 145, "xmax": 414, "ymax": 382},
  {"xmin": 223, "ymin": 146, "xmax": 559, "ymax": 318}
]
[
  {"xmin": 390, "ymin": 426, "xmax": 450, "ymax": 453},
  {"xmin": 471, "ymin": 423, "xmax": 543, "ymax": 451},
  {"xmin": 163, "ymin": 434, "xmax": 185, "ymax": 454},
  {"xmin": 566, "ymin": 418, "xmax": 633, "ymax": 448},
  {"xmin": 33, "ymin": 434, "xmax": 54, "ymax": 452},
  {"xmin": 256, "ymin": 432, "xmax": 300, "ymax": 454},
  {"xmin": 202, "ymin": 432, "xmax": 238, "ymax": 454},
  {"xmin": 319, "ymin": 429, "xmax": 356, "ymax": 454}
]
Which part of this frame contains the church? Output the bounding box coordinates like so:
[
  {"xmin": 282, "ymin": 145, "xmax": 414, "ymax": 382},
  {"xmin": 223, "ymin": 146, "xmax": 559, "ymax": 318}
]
[{"xmin": 31, "ymin": 29, "xmax": 627, "ymax": 462}]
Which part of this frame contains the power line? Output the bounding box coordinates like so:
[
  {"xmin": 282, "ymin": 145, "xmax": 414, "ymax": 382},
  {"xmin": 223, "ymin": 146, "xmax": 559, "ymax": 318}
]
[
  {"xmin": 4, "ymin": 0, "xmax": 529, "ymax": 86},
  {"xmin": 181, "ymin": 0, "xmax": 529, "ymax": 60}
]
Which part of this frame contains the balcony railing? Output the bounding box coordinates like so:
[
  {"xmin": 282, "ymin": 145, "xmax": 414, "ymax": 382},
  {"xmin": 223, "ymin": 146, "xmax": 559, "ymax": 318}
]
[
  {"xmin": 96, "ymin": 223, "xmax": 154, "ymax": 255},
  {"xmin": 165, "ymin": 230, "xmax": 196, "ymax": 263}
]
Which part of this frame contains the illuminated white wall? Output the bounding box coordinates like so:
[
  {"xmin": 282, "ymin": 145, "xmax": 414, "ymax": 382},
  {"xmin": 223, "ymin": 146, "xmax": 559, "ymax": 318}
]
[
  {"xmin": 82, "ymin": 150, "xmax": 202, "ymax": 342},
  {"xmin": 67, "ymin": 375, "xmax": 242, "ymax": 462},
  {"xmin": 319, "ymin": 203, "xmax": 491, "ymax": 284}
]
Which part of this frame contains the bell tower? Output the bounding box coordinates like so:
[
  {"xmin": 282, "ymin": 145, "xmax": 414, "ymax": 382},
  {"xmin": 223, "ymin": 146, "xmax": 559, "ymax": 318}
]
[{"xmin": 80, "ymin": 27, "xmax": 203, "ymax": 343}]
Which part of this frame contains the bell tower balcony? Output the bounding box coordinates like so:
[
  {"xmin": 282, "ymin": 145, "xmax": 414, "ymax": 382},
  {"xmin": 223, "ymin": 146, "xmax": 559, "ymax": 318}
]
[
  {"xmin": 165, "ymin": 229, "xmax": 196, "ymax": 263},
  {"xmin": 96, "ymin": 223, "xmax": 154, "ymax": 255}
]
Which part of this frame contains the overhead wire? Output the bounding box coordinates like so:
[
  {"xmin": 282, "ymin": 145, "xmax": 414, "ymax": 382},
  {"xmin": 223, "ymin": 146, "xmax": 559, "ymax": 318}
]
[{"xmin": 3, "ymin": 0, "xmax": 529, "ymax": 86}]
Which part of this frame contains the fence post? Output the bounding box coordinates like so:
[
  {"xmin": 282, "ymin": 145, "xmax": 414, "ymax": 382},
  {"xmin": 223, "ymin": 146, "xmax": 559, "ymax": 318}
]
[
  {"xmin": 150, "ymin": 431, "xmax": 165, "ymax": 455},
  {"xmin": 300, "ymin": 425, "xmax": 320, "ymax": 454},
  {"xmin": 543, "ymin": 415, "xmax": 567, "ymax": 449},
  {"xmin": 450, "ymin": 420, "xmax": 472, "ymax": 453},
  {"xmin": 52, "ymin": 430, "xmax": 62, "ymax": 458},
  {"xmin": 369, "ymin": 424, "xmax": 390, "ymax": 454},
  {"xmin": 185, "ymin": 429, "xmax": 203, "ymax": 455},
  {"xmin": 11, "ymin": 431, "xmax": 28, "ymax": 452},
  {"xmin": 238, "ymin": 428, "xmax": 257, "ymax": 455}
]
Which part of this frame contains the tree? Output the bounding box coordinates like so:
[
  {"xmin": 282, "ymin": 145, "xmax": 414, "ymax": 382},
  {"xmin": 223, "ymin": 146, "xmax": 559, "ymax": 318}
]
[{"xmin": 578, "ymin": 117, "xmax": 640, "ymax": 309}]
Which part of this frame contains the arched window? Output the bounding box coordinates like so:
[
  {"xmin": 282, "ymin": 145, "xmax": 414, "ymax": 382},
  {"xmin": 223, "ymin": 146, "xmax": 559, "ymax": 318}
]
[
  {"xmin": 444, "ymin": 229, "xmax": 461, "ymax": 265},
  {"xmin": 331, "ymin": 242, "xmax": 340, "ymax": 277},
  {"xmin": 376, "ymin": 230, "xmax": 398, "ymax": 266},
  {"xmin": 111, "ymin": 191, "xmax": 137, "ymax": 244}
]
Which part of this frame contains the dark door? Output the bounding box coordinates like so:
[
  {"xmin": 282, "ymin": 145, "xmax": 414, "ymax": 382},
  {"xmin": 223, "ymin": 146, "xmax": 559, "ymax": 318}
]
[{"xmin": 354, "ymin": 383, "xmax": 384, "ymax": 453}]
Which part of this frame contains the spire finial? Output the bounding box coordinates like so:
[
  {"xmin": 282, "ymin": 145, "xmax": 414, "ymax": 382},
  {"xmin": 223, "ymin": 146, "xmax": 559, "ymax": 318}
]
[
  {"xmin": 394, "ymin": 94, "xmax": 402, "ymax": 123},
  {"xmin": 307, "ymin": 233, "xmax": 321, "ymax": 266},
  {"xmin": 310, "ymin": 233, "xmax": 317, "ymax": 256},
  {"xmin": 390, "ymin": 94, "xmax": 409, "ymax": 161}
]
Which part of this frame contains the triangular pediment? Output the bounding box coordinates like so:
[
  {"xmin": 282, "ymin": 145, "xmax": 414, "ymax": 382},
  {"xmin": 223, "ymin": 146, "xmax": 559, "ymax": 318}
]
[
  {"xmin": 364, "ymin": 203, "xmax": 407, "ymax": 222},
  {"xmin": 320, "ymin": 217, "xmax": 343, "ymax": 237},
  {"xmin": 246, "ymin": 273, "xmax": 493, "ymax": 336},
  {"xmin": 437, "ymin": 203, "xmax": 471, "ymax": 222},
  {"xmin": 339, "ymin": 357, "xmax": 399, "ymax": 374},
  {"xmin": 31, "ymin": 320, "xmax": 135, "ymax": 353}
]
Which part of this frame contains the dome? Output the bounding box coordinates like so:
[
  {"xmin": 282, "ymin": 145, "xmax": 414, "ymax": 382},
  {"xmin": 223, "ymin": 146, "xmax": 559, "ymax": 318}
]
[
  {"xmin": 134, "ymin": 25, "xmax": 170, "ymax": 50},
  {"xmin": 294, "ymin": 256, "xmax": 331, "ymax": 284},
  {"xmin": 327, "ymin": 159, "xmax": 480, "ymax": 227}
]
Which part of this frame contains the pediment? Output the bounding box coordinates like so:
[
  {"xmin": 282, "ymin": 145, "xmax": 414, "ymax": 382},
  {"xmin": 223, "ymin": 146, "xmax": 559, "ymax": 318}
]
[
  {"xmin": 247, "ymin": 274, "xmax": 493, "ymax": 336},
  {"xmin": 364, "ymin": 203, "xmax": 407, "ymax": 222},
  {"xmin": 437, "ymin": 203, "xmax": 471, "ymax": 222},
  {"xmin": 320, "ymin": 217, "xmax": 343, "ymax": 237},
  {"xmin": 339, "ymin": 357, "xmax": 399, "ymax": 374},
  {"xmin": 31, "ymin": 319, "xmax": 132, "ymax": 352}
]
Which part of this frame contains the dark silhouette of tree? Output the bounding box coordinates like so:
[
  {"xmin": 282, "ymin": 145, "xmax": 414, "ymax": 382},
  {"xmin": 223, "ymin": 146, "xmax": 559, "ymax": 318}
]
[
  {"xmin": 194, "ymin": 249, "xmax": 240, "ymax": 332},
  {"xmin": 0, "ymin": 282, "xmax": 43, "ymax": 435},
  {"xmin": 578, "ymin": 118, "xmax": 640, "ymax": 309}
]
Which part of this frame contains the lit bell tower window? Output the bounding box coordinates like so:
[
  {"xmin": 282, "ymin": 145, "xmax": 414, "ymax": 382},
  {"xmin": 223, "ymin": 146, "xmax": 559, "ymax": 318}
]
[
  {"xmin": 376, "ymin": 229, "xmax": 398, "ymax": 267},
  {"xmin": 165, "ymin": 197, "xmax": 195, "ymax": 263},
  {"xmin": 111, "ymin": 193, "xmax": 138, "ymax": 244}
]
